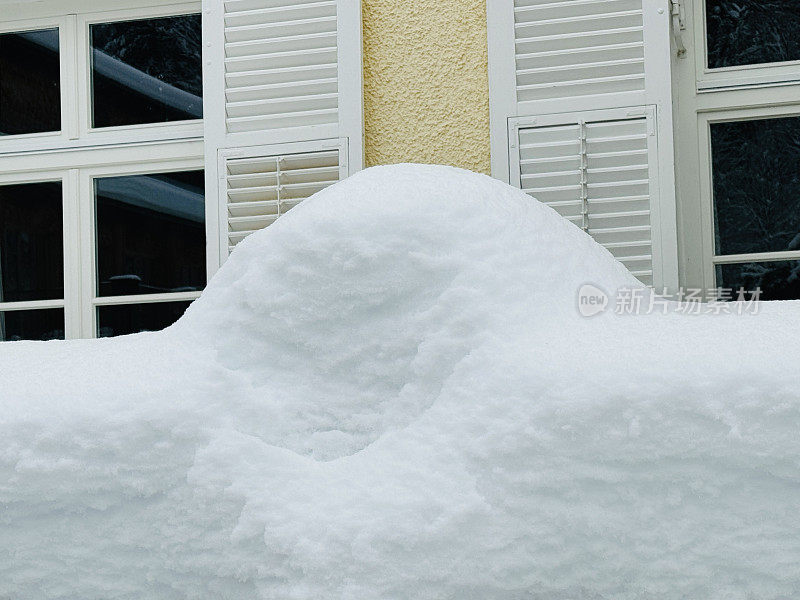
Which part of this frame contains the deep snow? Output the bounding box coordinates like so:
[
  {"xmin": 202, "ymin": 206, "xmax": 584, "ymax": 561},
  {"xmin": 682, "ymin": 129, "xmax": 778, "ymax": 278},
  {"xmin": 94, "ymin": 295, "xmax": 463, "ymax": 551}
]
[{"xmin": 2, "ymin": 164, "xmax": 800, "ymax": 599}]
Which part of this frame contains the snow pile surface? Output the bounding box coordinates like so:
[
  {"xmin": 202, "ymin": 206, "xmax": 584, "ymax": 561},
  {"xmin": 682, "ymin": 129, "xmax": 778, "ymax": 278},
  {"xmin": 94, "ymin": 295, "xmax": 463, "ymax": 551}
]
[{"xmin": 2, "ymin": 164, "xmax": 800, "ymax": 599}]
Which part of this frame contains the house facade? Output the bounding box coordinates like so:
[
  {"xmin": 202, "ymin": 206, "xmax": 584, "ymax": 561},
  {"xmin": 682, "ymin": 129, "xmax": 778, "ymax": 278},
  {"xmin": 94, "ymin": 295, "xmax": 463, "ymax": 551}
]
[{"xmin": 0, "ymin": 0, "xmax": 796, "ymax": 341}]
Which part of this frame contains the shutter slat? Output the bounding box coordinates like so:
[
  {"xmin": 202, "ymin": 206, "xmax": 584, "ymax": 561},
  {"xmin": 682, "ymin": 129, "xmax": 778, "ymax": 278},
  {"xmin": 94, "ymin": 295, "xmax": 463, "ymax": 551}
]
[
  {"xmin": 226, "ymin": 92, "xmax": 338, "ymax": 118},
  {"xmin": 226, "ymin": 31, "xmax": 337, "ymax": 57},
  {"xmin": 227, "ymin": 108, "xmax": 338, "ymax": 132},
  {"xmin": 514, "ymin": 0, "xmax": 640, "ymax": 18},
  {"xmin": 226, "ymin": 78, "xmax": 338, "ymax": 103},
  {"xmin": 224, "ymin": 1, "xmax": 336, "ymax": 28},
  {"xmin": 225, "ymin": 47, "xmax": 337, "ymax": 72},
  {"xmin": 228, "ymin": 200, "xmax": 280, "ymax": 217},
  {"xmin": 225, "ymin": 17, "xmax": 337, "ymax": 43},
  {"xmin": 516, "ymin": 56, "xmax": 643, "ymax": 77}
]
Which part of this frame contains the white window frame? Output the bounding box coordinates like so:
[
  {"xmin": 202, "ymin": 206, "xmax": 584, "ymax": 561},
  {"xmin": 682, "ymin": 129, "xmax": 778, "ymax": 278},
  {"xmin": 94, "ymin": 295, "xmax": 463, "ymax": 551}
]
[
  {"xmin": 0, "ymin": 0, "xmax": 203, "ymax": 154},
  {"xmin": 694, "ymin": 0, "xmax": 800, "ymax": 92},
  {"xmin": 0, "ymin": 169, "xmax": 75, "ymax": 336},
  {"xmin": 80, "ymin": 153, "xmax": 205, "ymax": 339},
  {"xmin": 0, "ymin": 15, "xmax": 73, "ymax": 149},
  {"xmin": 486, "ymin": 0, "xmax": 517, "ymax": 183},
  {"xmin": 0, "ymin": 0, "xmax": 206, "ymax": 340},
  {"xmin": 0, "ymin": 141, "xmax": 204, "ymax": 339},
  {"xmin": 76, "ymin": 3, "xmax": 203, "ymax": 145}
]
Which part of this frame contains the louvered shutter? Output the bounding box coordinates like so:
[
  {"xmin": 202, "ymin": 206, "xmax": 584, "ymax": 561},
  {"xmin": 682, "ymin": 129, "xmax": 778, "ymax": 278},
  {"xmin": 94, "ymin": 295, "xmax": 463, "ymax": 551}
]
[
  {"xmin": 220, "ymin": 141, "xmax": 343, "ymax": 251},
  {"xmin": 514, "ymin": 0, "xmax": 646, "ymax": 113},
  {"xmin": 203, "ymin": 0, "xmax": 363, "ymax": 269},
  {"xmin": 223, "ymin": 0, "xmax": 339, "ymax": 134},
  {"xmin": 512, "ymin": 108, "xmax": 657, "ymax": 285},
  {"xmin": 488, "ymin": 0, "xmax": 678, "ymax": 289}
]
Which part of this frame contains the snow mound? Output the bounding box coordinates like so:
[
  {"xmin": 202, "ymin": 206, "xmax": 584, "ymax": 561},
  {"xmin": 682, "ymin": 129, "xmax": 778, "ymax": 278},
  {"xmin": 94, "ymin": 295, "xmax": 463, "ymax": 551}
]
[{"xmin": 2, "ymin": 164, "xmax": 800, "ymax": 600}]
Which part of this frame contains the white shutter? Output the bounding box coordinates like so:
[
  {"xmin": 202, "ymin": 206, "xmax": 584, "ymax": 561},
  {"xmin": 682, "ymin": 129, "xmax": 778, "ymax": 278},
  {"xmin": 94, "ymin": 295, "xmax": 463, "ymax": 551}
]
[
  {"xmin": 220, "ymin": 141, "xmax": 344, "ymax": 251},
  {"xmin": 514, "ymin": 0, "xmax": 646, "ymax": 114},
  {"xmin": 203, "ymin": 0, "xmax": 363, "ymax": 271},
  {"xmin": 512, "ymin": 108, "xmax": 656, "ymax": 285},
  {"xmin": 223, "ymin": 0, "xmax": 339, "ymax": 134},
  {"xmin": 488, "ymin": 0, "xmax": 678, "ymax": 289}
]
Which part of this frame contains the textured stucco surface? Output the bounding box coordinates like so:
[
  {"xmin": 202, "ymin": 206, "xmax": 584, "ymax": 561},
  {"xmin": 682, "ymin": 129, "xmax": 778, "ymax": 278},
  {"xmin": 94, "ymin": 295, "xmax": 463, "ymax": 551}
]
[{"xmin": 362, "ymin": 0, "xmax": 490, "ymax": 174}]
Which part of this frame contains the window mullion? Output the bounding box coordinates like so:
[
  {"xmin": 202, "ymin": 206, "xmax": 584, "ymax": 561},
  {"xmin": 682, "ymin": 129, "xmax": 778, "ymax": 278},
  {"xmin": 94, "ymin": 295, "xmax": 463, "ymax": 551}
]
[
  {"xmin": 62, "ymin": 168, "xmax": 82, "ymax": 339},
  {"xmin": 78, "ymin": 169, "xmax": 96, "ymax": 338},
  {"xmin": 75, "ymin": 12, "xmax": 91, "ymax": 140},
  {"xmin": 64, "ymin": 14, "xmax": 80, "ymax": 140}
]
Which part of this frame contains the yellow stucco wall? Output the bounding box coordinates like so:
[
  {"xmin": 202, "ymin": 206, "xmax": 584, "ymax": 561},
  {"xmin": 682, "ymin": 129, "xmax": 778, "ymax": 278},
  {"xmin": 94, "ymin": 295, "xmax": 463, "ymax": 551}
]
[{"xmin": 361, "ymin": 0, "xmax": 491, "ymax": 174}]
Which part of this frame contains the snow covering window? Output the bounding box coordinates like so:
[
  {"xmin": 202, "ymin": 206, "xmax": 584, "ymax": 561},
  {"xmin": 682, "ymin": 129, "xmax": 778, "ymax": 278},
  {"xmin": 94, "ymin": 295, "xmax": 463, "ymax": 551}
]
[
  {"xmin": 90, "ymin": 14, "xmax": 202, "ymax": 128},
  {"xmin": 95, "ymin": 171, "xmax": 206, "ymax": 297},
  {"xmin": 0, "ymin": 28, "xmax": 60, "ymax": 135},
  {"xmin": 716, "ymin": 260, "xmax": 800, "ymax": 301},
  {"xmin": 0, "ymin": 308, "xmax": 63, "ymax": 342},
  {"xmin": 97, "ymin": 300, "xmax": 192, "ymax": 337},
  {"xmin": 706, "ymin": 0, "xmax": 800, "ymax": 69}
]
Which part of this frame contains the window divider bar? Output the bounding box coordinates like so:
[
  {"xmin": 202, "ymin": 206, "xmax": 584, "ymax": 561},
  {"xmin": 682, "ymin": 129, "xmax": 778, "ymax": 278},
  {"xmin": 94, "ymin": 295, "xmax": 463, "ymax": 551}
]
[
  {"xmin": 92, "ymin": 291, "xmax": 202, "ymax": 307},
  {"xmin": 65, "ymin": 14, "xmax": 80, "ymax": 140},
  {"xmin": 0, "ymin": 299, "xmax": 65, "ymax": 311},
  {"xmin": 712, "ymin": 250, "xmax": 800, "ymax": 265}
]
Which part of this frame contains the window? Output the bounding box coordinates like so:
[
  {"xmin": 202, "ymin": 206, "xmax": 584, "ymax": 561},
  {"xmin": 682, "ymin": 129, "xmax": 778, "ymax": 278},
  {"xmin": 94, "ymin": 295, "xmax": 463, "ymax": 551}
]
[
  {"xmin": 698, "ymin": 0, "xmax": 800, "ymax": 89},
  {"xmin": 90, "ymin": 14, "xmax": 202, "ymax": 128},
  {"xmin": 95, "ymin": 171, "xmax": 206, "ymax": 297},
  {"xmin": 708, "ymin": 115, "xmax": 800, "ymax": 299},
  {"xmin": 0, "ymin": 181, "xmax": 64, "ymax": 341},
  {"xmin": 0, "ymin": 28, "xmax": 60, "ymax": 135},
  {"xmin": 673, "ymin": 0, "xmax": 800, "ymax": 298},
  {"xmin": 0, "ymin": 1, "xmax": 204, "ymax": 340},
  {"xmin": 705, "ymin": 1, "xmax": 800, "ymax": 69}
]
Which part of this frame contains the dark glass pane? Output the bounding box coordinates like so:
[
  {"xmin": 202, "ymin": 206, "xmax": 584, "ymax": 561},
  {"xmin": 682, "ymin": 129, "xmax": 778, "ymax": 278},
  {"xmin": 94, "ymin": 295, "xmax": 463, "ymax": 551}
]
[
  {"xmin": 706, "ymin": 1, "xmax": 800, "ymax": 69},
  {"xmin": 97, "ymin": 300, "xmax": 191, "ymax": 337},
  {"xmin": 711, "ymin": 116, "xmax": 800, "ymax": 256},
  {"xmin": 90, "ymin": 14, "xmax": 202, "ymax": 128},
  {"xmin": 0, "ymin": 182, "xmax": 63, "ymax": 302},
  {"xmin": 95, "ymin": 170, "xmax": 205, "ymax": 297},
  {"xmin": 0, "ymin": 308, "xmax": 64, "ymax": 341},
  {"xmin": 0, "ymin": 28, "xmax": 60, "ymax": 135},
  {"xmin": 717, "ymin": 261, "xmax": 800, "ymax": 300}
]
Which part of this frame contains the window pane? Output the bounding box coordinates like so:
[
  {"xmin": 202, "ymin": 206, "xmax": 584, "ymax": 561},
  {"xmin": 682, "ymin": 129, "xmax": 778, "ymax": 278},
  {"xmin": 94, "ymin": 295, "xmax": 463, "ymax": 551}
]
[
  {"xmin": 97, "ymin": 300, "xmax": 192, "ymax": 337},
  {"xmin": 90, "ymin": 14, "xmax": 202, "ymax": 128},
  {"xmin": 711, "ymin": 116, "xmax": 800, "ymax": 256},
  {"xmin": 0, "ymin": 308, "xmax": 64, "ymax": 341},
  {"xmin": 716, "ymin": 261, "xmax": 800, "ymax": 300},
  {"xmin": 0, "ymin": 182, "xmax": 63, "ymax": 302},
  {"xmin": 95, "ymin": 170, "xmax": 205, "ymax": 297},
  {"xmin": 0, "ymin": 28, "xmax": 60, "ymax": 135},
  {"xmin": 706, "ymin": 1, "xmax": 800, "ymax": 69}
]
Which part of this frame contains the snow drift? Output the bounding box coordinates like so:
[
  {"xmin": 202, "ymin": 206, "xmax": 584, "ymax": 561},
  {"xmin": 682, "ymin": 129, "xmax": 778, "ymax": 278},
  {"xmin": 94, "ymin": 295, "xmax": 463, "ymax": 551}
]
[{"xmin": 2, "ymin": 164, "xmax": 800, "ymax": 599}]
